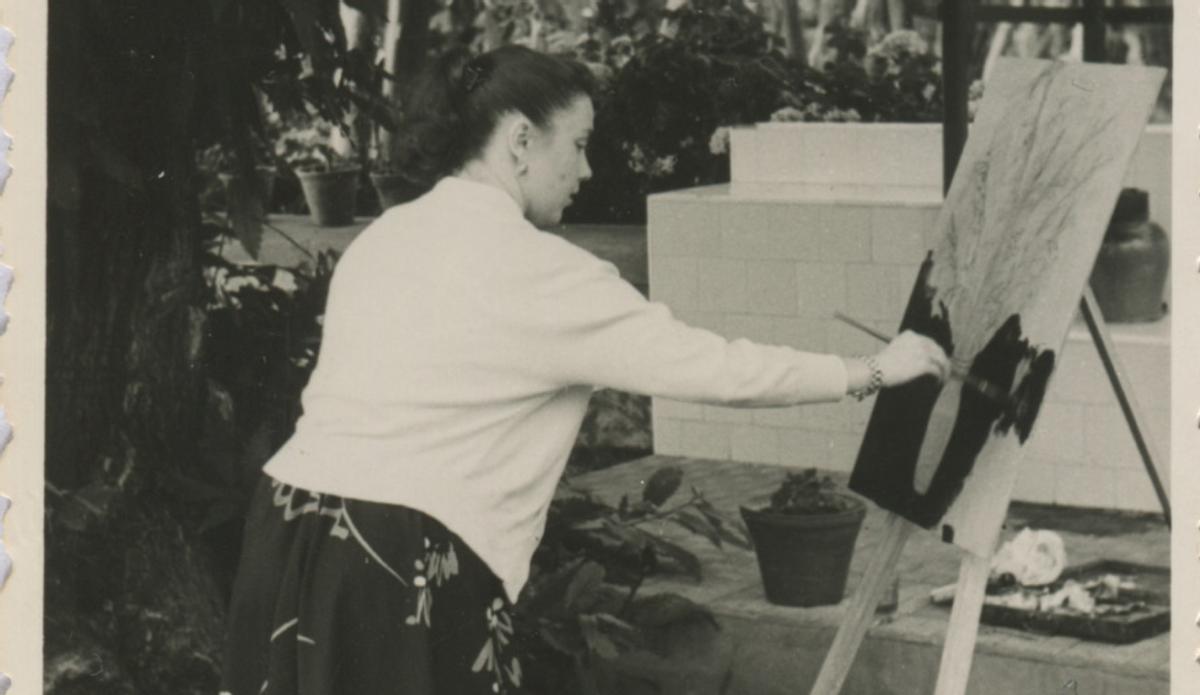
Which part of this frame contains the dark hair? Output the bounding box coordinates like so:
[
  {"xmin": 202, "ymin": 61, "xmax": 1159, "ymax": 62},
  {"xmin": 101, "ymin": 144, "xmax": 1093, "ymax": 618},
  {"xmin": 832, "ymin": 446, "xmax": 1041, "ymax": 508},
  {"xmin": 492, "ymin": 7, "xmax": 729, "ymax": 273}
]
[{"xmin": 395, "ymin": 46, "xmax": 597, "ymax": 192}]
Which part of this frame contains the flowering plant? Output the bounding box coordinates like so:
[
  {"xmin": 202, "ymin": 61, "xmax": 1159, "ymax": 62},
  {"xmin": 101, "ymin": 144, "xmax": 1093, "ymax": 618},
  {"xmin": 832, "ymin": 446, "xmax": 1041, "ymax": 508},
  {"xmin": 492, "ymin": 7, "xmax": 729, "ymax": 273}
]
[
  {"xmin": 763, "ymin": 468, "xmax": 858, "ymax": 516},
  {"xmin": 566, "ymin": 0, "xmax": 791, "ymax": 224},
  {"xmin": 769, "ymin": 103, "xmax": 863, "ymax": 123},
  {"xmin": 777, "ymin": 24, "xmax": 942, "ymax": 124},
  {"xmin": 275, "ymin": 118, "xmax": 361, "ymax": 173}
]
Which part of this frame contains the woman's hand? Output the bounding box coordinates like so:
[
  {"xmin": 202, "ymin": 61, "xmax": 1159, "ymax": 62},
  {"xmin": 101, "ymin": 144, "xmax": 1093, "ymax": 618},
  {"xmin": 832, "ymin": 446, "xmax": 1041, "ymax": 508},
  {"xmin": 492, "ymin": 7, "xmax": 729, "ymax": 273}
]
[
  {"xmin": 874, "ymin": 330, "xmax": 950, "ymax": 387},
  {"xmin": 842, "ymin": 330, "xmax": 949, "ymax": 398}
]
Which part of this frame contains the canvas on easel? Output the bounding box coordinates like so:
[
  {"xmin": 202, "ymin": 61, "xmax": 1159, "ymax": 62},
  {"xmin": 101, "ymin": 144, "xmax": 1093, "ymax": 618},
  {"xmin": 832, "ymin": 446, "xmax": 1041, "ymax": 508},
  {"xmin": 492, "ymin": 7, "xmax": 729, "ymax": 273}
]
[{"xmin": 848, "ymin": 58, "xmax": 1166, "ymax": 559}]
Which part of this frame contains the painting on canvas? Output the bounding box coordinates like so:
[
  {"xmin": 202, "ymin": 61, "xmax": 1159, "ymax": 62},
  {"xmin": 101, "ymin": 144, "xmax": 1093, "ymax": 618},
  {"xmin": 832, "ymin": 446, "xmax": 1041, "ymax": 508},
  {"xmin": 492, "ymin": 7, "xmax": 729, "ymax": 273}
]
[{"xmin": 849, "ymin": 59, "xmax": 1166, "ymax": 556}]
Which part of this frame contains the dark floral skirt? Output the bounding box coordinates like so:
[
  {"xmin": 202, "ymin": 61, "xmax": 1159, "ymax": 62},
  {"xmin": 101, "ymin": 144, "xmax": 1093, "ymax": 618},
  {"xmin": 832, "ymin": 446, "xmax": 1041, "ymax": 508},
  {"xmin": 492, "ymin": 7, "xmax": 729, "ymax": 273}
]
[{"xmin": 219, "ymin": 475, "xmax": 524, "ymax": 695}]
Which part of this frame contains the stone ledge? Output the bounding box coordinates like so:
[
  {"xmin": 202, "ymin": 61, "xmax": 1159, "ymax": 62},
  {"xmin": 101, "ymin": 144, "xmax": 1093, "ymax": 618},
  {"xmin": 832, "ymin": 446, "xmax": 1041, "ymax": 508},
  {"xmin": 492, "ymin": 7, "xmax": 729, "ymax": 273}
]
[
  {"xmin": 649, "ymin": 182, "xmax": 943, "ymax": 207},
  {"xmin": 223, "ymin": 215, "xmax": 649, "ymax": 290}
]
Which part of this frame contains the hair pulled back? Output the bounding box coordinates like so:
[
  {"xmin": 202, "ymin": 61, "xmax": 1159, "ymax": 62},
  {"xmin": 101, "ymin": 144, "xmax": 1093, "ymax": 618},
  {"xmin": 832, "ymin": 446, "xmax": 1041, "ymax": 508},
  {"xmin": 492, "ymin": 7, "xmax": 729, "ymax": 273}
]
[{"xmin": 395, "ymin": 46, "xmax": 596, "ymax": 192}]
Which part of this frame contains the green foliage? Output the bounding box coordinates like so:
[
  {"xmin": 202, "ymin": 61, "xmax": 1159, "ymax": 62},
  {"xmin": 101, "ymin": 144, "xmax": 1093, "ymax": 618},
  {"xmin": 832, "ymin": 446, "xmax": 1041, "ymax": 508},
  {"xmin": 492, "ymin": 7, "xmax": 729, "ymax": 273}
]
[
  {"xmin": 190, "ymin": 249, "xmax": 336, "ymax": 539},
  {"xmin": 778, "ymin": 24, "xmax": 942, "ymax": 124},
  {"xmin": 766, "ymin": 468, "xmax": 857, "ymax": 515},
  {"xmin": 517, "ymin": 465, "xmax": 749, "ymax": 691},
  {"xmin": 565, "ymin": 11, "xmax": 944, "ymax": 224},
  {"xmin": 568, "ymin": 389, "xmax": 652, "ymax": 474},
  {"xmin": 195, "ymin": 0, "xmax": 403, "ymax": 255},
  {"xmin": 196, "ymin": 135, "xmax": 281, "ymax": 256},
  {"xmin": 275, "ymin": 119, "xmax": 362, "ymax": 171},
  {"xmin": 567, "ymin": 0, "xmax": 791, "ymax": 224}
]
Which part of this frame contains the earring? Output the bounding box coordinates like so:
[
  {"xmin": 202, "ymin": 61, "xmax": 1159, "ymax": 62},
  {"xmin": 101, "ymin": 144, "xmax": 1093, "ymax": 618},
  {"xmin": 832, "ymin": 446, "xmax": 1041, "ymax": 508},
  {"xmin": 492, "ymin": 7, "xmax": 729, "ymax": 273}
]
[{"xmin": 517, "ymin": 162, "xmax": 529, "ymax": 177}]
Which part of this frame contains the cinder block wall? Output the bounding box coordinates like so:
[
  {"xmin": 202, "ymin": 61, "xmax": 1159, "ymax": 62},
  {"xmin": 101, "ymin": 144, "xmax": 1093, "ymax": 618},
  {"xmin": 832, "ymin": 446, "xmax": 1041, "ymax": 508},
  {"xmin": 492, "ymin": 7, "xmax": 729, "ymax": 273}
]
[{"xmin": 648, "ymin": 124, "xmax": 1170, "ymax": 512}]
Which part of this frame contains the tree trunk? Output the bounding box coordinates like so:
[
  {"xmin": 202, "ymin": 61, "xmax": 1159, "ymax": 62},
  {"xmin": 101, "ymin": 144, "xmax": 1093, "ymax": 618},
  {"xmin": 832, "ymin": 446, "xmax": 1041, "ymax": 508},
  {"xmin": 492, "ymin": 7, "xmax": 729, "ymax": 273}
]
[
  {"xmin": 48, "ymin": 1, "xmax": 207, "ymax": 489},
  {"xmin": 47, "ymin": 1, "xmax": 220, "ymax": 692}
]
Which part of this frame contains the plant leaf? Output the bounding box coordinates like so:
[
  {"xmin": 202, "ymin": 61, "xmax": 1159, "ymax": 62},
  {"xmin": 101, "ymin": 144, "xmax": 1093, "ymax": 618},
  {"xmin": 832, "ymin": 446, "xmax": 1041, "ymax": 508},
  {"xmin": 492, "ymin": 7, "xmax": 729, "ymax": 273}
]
[
  {"xmin": 224, "ymin": 182, "xmax": 265, "ymax": 259},
  {"xmin": 593, "ymin": 613, "xmax": 644, "ymax": 652},
  {"xmin": 599, "ymin": 517, "xmax": 651, "ymax": 550},
  {"xmin": 669, "ymin": 508, "xmax": 723, "ymax": 548},
  {"xmin": 537, "ymin": 623, "xmax": 585, "ymax": 656},
  {"xmin": 277, "ymin": 0, "xmax": 336, "ymax": 59},
  {"xmin": 579, "ymin": 615, "xmax": 620, "ymax": 660},
  {"xmin": 694, "ymin": 498, "xmax": 754, "ymax": 550},
  {"xmin": 646, "ymin": 535, "xmax": 702, "ymax": 581},
  {"xmin": 345, "ymin": 88, "xmax": 400, "ymax": 131},
  {"xmin": 642, "ymin": 466, "xmax": 683, "ymax": 506},
  {"xmin": 521, "ymin": 558, "xmax": 586, "ymax": 619},
  {"xmin": 625, "ymin": 593, "xmax": 717, "ymax": 630},
  {"xmin": 550, "ymin": 495, "xmax": 612, "ymax": 528},
  {"xmin": 564, "ymin": 561, "xmax": 607, "ymax": 614}
]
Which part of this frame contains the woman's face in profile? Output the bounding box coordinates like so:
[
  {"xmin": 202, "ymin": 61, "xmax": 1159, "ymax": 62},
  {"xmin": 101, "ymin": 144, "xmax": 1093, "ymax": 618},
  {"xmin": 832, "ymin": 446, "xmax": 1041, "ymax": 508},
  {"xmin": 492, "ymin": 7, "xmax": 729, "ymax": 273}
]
[{"xmin": 521, "ymin": 94, "xmax": 594, "ymax": 228}]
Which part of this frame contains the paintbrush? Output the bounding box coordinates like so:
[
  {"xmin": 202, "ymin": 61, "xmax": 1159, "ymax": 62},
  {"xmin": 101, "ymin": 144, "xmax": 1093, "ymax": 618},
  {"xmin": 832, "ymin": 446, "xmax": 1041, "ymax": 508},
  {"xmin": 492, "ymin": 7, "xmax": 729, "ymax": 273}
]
[{"xmin": 832, "ymin": 311, "xmax": 1016, "ymax": 409}]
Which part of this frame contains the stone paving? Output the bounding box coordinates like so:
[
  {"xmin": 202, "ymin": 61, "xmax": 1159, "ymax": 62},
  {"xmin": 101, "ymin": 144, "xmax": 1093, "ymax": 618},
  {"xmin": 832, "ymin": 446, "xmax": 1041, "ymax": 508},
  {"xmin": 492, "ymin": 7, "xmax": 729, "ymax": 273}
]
[{"xmin": 573, "ymin": 455, "xmax": 1169, "ymax": 695}]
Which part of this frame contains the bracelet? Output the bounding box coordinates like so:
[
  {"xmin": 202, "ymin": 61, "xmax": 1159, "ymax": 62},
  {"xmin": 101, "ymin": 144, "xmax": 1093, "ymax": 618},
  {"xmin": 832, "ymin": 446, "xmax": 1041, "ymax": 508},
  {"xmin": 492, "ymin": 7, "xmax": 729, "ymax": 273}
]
[{"xmin": 850, "ymin": 355, "xmax": 884, "ymax": 401}]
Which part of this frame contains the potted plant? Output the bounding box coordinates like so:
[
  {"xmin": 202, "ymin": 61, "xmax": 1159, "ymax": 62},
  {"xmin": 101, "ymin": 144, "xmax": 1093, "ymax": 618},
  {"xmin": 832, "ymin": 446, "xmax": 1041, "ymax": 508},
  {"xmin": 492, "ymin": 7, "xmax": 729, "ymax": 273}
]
[
  {"xmin": 1088, "ymin": 187, "xmax": 1169, "ymax": 323},
  {"xmin": 345, "ymin": 52, "xmax": 421, "ymax": 211},
  {"xmin": 368, "ymin": 150, "xmax": 424, "ymax": 211},
  {"xmin": 739, "ymin": 468, "xmax": 867, "ymax": 607},
  {"xmin": 277, "ymin": 118, "xmax": 362, "ymax": 227},
  {"xmin": 197, "ymin": 141, "xmax": 279, "ymax": 214}
]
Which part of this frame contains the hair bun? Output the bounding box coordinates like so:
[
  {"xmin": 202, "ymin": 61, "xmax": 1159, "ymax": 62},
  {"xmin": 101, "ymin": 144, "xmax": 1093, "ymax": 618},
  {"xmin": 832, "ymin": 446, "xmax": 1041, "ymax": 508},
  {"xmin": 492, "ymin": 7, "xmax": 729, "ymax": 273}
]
[{"xmin": 461, "ymin": 62, "xmax": 486, "ymax": 94}]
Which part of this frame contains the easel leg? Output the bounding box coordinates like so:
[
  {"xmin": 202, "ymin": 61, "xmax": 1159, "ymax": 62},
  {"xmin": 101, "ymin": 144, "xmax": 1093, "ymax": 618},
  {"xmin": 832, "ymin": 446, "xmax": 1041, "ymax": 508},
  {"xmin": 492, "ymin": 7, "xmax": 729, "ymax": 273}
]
[
  {"xmin": 931, "ymin": 552, "xmax": 992, "ymax": 695},
  {"xmin": 809, "ymin": 512, "xmax": 913, "ymax": 695},
  {"xmin": 1078, "ymin": 289, "xmax": 1171, "ymax": 526}
]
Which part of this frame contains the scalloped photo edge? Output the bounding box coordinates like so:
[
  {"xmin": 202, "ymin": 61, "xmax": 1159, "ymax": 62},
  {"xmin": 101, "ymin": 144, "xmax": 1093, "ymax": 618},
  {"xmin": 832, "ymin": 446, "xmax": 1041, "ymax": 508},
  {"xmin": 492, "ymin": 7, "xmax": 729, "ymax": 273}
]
[{"xmin": 0, "ymin": 21, "xmax": 14, "ymax": 695}]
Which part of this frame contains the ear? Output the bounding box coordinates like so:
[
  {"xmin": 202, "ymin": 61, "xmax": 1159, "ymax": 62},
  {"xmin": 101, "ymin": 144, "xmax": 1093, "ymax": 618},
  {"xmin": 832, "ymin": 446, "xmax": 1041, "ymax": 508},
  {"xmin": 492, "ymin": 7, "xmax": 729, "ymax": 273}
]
[{"xmin": 504, "ymin": 114, "xmax": 535, "ymax": 167}]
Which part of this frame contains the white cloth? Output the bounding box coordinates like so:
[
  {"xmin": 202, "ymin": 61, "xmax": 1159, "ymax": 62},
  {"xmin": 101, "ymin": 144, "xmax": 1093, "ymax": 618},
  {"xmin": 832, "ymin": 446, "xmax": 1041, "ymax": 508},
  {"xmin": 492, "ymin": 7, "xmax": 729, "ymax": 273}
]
[{"xmin": 264, "ymin": 176, "xmax": 849, "ymax": 601}]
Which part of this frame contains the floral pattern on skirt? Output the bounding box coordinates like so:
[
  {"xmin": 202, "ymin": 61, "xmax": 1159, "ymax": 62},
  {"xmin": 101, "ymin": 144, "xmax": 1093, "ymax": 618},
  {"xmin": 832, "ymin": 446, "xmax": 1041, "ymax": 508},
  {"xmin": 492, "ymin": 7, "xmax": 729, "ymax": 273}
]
[{"xmin": 219, "ymin": 475, "xmax": 524, "ymax": 695}]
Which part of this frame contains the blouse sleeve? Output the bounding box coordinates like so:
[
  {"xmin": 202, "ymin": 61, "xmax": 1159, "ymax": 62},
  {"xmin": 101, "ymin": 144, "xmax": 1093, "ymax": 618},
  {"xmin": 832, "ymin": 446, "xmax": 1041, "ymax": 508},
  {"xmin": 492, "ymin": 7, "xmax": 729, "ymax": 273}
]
[{"xmin": 489, "ymin": 232, "xmax": 848, "ymax": 407}]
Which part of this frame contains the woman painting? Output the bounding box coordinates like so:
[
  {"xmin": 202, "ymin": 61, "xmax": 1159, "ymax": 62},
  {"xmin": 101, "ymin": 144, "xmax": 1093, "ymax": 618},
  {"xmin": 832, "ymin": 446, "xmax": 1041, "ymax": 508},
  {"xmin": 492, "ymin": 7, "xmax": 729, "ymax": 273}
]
[{"xmin": 219, "ymin": 45, "xmax": 949, "ymax": 695}]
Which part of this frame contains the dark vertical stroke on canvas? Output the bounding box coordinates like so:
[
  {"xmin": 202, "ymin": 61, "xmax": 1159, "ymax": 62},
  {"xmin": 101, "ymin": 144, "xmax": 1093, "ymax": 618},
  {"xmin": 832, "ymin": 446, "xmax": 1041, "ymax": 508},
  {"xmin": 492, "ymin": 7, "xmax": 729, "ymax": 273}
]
[{"xmin": 850, "ymin": 255, "xmax": 1055, "ymax": 531}]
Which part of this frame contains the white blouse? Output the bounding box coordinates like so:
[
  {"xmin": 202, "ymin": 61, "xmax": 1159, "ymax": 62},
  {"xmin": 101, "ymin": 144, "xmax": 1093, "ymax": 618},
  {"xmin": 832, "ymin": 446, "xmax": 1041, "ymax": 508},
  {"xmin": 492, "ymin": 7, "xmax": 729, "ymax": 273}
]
[{"xmin": 264, "ymin": 176, "xmax": 849, "ymax": 601}]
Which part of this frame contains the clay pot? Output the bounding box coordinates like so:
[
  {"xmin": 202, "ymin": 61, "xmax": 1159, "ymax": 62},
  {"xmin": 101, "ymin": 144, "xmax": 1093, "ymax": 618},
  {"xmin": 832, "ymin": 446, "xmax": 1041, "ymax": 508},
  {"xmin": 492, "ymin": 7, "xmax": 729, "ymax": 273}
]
[
  {"xmin": 1089, "ymin": 188, "xmax": 1169, "ymax": 323},
  {"xmin": 295, "ymin": 167, "xmax": 361, "ymax": 227},
  {"xmin": 370, "ymin": 171, "xmax": 424, "ymax": 210},
  {"xmin": 740, "ymin": 495, "xmax": 866, "ymax": 607}
]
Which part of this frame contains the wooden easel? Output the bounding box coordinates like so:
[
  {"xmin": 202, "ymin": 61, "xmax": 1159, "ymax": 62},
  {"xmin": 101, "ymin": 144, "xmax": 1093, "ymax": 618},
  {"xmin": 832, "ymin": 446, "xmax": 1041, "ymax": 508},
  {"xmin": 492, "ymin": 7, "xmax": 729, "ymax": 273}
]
[{"xmin": 808, "ymin": 289, "xmax": 1171, "ymax": 695}]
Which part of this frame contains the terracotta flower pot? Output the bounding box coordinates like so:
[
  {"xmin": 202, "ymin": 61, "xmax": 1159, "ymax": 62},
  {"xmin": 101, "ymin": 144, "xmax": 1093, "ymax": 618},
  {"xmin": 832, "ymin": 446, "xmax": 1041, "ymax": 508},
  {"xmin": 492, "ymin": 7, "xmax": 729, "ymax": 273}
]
[
  {"xmin": 740, "ymin": 495, "xmax": 866, "ymax": 607},
  {"xmin": 370, "ymin": 171, "xmax": 423, "ymax": 210},
  {"xmin": 295, "ymin": 167, "xmax": 361, "ymax": 227}
]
